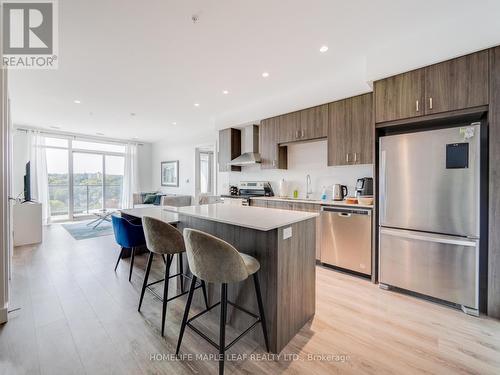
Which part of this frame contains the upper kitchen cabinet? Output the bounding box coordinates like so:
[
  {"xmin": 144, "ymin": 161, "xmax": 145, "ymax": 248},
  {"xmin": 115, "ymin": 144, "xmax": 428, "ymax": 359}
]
[
  {"xmin": 374, "ymin": 50, "xmax": 489, "ymax": 124},
  {"xmin": 425, "ymin": 50, "xmax": 489, "ymax": 114},
  {"xmin": 299, "ymin": 104, "xmax": 328, "ymax": 140},
  {"xmin": 278, "ymin": 105, "xmax": 327, "ymax": 143},
  {"xmin": 218, "ymin": 128, "xmax": 241, "ymax": 172},
  {"xmin": 374, "ymin": 69, "xmax": 425, "ymax": 123},
  {"xmin": 278, "ymin": 112, "xmax": 299, "ymax": 143},
  {"xmin": 260, "ymin": 117, "xmax": 287, "ymax": 169},
  {"xmin": 328, "ymin": 93, "xmax": 373, "ymax": 166}
]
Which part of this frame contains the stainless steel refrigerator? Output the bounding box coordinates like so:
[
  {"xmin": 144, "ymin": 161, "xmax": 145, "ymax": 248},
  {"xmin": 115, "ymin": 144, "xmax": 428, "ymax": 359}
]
[{"xmin": 379, "ymin": 123, "xmax": 480, "ymax": 315}]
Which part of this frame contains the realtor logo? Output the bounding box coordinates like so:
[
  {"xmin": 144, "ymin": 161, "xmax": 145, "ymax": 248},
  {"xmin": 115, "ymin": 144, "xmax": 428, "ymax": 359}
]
[{"xmin": 2, "ymin": 0, "xmax": 58, "ymax": 69}]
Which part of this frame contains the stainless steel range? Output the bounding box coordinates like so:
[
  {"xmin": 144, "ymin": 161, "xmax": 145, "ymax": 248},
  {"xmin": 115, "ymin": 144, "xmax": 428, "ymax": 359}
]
[{"xmin": 221, "ymin": 181, "xmax": 274, "ymax": 206}]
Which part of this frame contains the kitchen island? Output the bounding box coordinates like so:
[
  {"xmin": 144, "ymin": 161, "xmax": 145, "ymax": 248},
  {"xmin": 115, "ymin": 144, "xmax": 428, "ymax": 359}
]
[{"xmin": 155, "ymin": 204, "xmax": 318, "ymax": 353}]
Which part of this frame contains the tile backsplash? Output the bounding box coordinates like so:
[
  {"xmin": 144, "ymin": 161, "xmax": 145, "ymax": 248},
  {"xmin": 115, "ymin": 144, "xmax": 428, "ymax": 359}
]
[{"xmin": 218, "ymin": 140, "xmax": 374, "ymax": 200}]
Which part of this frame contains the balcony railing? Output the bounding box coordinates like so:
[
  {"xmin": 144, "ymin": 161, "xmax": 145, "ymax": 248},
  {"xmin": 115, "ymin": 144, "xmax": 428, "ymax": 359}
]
[{"xmin": 48, "ymin": 183, "xmax": 122, "ymax": 217}]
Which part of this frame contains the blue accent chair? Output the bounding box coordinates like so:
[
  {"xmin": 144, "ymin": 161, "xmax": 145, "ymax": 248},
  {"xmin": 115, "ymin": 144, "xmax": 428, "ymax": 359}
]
[{"xmin": 112, "ymin": 214, "xmax": 146, "ymax": 281}]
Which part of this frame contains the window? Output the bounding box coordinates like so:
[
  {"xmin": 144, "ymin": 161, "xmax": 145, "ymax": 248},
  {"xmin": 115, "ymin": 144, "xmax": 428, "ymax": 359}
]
[
  {"xmin": 46, "ymin": 148, "xmax": 69, "ymax": 219},
  {"xmin": 197, "ymin": 150, "xmax": 214, "ymax": 195},
  {"xmin": 43, "ymin": 136, "xmax": 125, "ymax": 220}
]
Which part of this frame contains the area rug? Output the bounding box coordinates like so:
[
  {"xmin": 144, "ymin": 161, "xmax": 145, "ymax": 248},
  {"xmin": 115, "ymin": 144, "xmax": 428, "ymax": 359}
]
[{"xmin": 62, "ymin": 220, "xmax": 114, "ymax": 240}]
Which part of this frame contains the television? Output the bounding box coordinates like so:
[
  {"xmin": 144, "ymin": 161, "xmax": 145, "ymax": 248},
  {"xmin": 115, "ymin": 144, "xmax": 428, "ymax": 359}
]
[{"xmin": 23, "ymin": 161, "xmax": 31, "ymax": 202}]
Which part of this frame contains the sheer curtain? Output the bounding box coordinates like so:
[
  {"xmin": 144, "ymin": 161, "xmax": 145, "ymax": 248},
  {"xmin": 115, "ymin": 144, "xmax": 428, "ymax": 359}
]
[
  {"xmin": 122, "ymin": 143, "xmax": 139, "ymax": 209},
  {"xmin": 28, "ymin": 131, "xmax": 51, "ymax": 225}
]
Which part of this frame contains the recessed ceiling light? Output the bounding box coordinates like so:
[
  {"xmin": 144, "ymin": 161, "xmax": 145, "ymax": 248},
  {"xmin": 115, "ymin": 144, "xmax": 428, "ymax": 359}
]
[
  {"xmin": 262, "ymin": 72, "xmax": 269, "ymax": 78},
  {"xmin": 194, "ymin": 103, "xmax": 200, "ymax": 107},
  {"xmin": 222, "ymin": 90, "xmax": 229, "ymax": 95},
  {"xmin": 130, "ymin": 112, "xmax": 136, "ymax": 116},
  {"xmin": 172, "ymin": 122, "xmax": 177, "ymax": 125},
  {"xmin": 319, "ymin": 45, "xmax": 329, "ymax": 53},
  {"xmin": 73, "ymin": 100, "xmax": 81, "ymax": 104}
]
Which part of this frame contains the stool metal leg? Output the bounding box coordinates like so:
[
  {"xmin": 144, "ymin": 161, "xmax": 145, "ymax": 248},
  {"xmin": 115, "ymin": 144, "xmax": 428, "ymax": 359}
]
[
  {"xmin": 138, "ymin": 252, "xmax": 154, "ymax": 311},
  {"xmin": 161, "ymin": 254, "xmax": 166, "ymax": 264},
  {"xmin": 253, "ymin": 273, "xmax": 270, "ymax": 352},
  {"xmin": 219, "ymin": 283, "xmax": 228, "ymax": 375},
  {"xmin": 114, "ymin": 247, "xmax": 124, "ymax": 271},
  {"xmin": 201, "ymin": 280, "xmax": 209, "ymax": 309},
  {"xmin": 178, "ymin": 254, "xmax": 184, "ymax": 293},
  {"xmin": 129, "ymin": 247, "xmax": 136, "ymax": 282},
  {"xmin": 161, "ymin": 254, "xmax": 173, "ymax": 336},
  {"xmin": 176, "ymin": 276, "xmax": 197, "ymax": 355}
]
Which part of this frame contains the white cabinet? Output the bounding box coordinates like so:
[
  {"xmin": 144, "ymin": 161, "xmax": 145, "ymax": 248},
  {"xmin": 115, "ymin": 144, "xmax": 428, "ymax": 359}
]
[{"xmin": 13, "ymin": 202, "xmax": 42, "ymax": 246}]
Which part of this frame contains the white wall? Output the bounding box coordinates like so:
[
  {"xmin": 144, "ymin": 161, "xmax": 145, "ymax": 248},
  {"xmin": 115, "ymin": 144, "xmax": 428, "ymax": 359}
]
[
  {"xmin": 137, "ymin": 142, "xmax": 152, "ymax": 192},
  {"xmin": 218, "ymin": 140, "xmax": 373, "ymax": 200},
  {"xmin": 151, "ymin": 132, "xmax": 216, "ymax": 196}
]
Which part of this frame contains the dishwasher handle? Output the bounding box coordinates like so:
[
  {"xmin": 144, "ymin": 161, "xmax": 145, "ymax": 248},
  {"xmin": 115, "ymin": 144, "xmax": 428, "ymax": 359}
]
[{"xmin": 321, "ymin": 206, "xmax": 372, "ymax": 216}]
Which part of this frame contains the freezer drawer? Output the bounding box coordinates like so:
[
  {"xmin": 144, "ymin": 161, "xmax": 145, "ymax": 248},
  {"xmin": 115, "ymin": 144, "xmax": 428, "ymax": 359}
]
[
  {"xmin": 379, "ymin": 227, "xmax": 478, "ymax": 309},
  {"xmin": 320, "ymin": 207, "xmax": 372, "ymax": 275}
]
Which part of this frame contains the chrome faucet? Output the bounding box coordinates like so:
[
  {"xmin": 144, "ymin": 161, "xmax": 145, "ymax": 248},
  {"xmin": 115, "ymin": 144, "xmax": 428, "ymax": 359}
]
[{"xmin": 306, "ymin": 174, "xmax": 312, "ymax": 199}]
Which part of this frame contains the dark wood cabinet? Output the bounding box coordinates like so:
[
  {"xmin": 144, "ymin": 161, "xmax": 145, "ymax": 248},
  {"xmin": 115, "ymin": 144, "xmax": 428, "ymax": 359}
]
[
  {"xmin": 374, "ymin": 50, "xmax": 489, "ymax": 124},
  {"xmin": 425, "ymin": 50, "xmax": 489, "ymax": 114},
  {"xmin": 260, "ymin": 118, "xmax": 287, "ymax": 169},
  {"xmin": 218, "ymin": 128, "xmax": 241, "ymax": 172},
  {"xmin": 328, "ymin": 93, "xmax": 373, "ymax": 166},
  {"xmin": 374, "ymin": 69, "xmax": 425, "ymax": 123},
  {"xmin": 278, "ymin": 112, "xmax": 299, "ymax": 143},
  {"xmin": 299, "ymin": 104, "xmax": 328, "ymax": 140},
  {"xmin": 278, "ymin": 105, "xmax": 327, "ymax": 143}
]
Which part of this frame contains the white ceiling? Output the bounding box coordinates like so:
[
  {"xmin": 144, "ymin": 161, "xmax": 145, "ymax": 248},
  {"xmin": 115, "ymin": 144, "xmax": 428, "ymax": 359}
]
[{"xmin": 8, "ymin": 0, "xmax": 500, "ymax": 143}]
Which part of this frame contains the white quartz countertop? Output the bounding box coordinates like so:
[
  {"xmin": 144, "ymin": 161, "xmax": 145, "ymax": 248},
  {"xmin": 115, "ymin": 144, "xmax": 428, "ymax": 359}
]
[
  {"xmin": 120, "ymin": 206, "xmax": 179, "ymax": 224},
  {"xmin": 163, "ymin": 203, "xmax": 318, "ymax": 231},
  {"xmin": 250, "ymin": 196, "xmax": 374, "ymax": 209}
]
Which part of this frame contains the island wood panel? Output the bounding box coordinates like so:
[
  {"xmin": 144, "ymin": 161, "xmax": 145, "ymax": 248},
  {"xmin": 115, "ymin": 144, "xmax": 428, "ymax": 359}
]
[
  {"xmin": 374, "ymin": 69, "xmax": 425, "ymax": 123},
  {"xmin": 276, "ymin": 219, "xmax": 316, "ymax": 351},
  {"xmin": 176, "ymin": 215, "xmax": 316, "ymax": 353},
  {"xmin": 425, "ymin": 50, "xmax": 489, "ymax": 115},
  {"xmin": 488, "ymin": 46, "xmax": 500, "ymax": 318}
]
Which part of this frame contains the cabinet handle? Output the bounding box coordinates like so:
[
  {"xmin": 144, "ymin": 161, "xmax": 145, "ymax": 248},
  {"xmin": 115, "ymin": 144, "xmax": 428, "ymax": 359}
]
[
  {"xmin": 295, "ymin": 130, "xmax": 299, "ymax": 138},
  {"xmin": 346, "ymin": 153, "xmax": 350, "ymax": 163},
  {"xmin": 429, "ymin": 97, "xmax": 433, "ymax": 110},
  {"xmin": 301, "ymin": 130, "xmax": 305, "ymax": 138},
  {"xmin": 354, "ymin": 152, "xmax": 358, "ymax": 163},
  {"xmin": 272, "ymin": 160, "xmax": 276, "ymax": 167},
  {"xmin": 416, "ymin": 100, "xmax": 419, "ymax": 112}
]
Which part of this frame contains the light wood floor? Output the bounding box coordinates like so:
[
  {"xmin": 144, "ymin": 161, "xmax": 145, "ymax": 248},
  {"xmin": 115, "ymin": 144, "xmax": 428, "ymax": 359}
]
[{"xmin": 1, "ymin": 224, "xmax": 500, "ymax": 375}]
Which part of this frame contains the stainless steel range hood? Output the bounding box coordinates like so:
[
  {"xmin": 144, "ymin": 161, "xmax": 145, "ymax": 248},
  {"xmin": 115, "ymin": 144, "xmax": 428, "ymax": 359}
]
[{"xmin": 228, "ymin": 125, "xmax": 261, "ymax": 166}]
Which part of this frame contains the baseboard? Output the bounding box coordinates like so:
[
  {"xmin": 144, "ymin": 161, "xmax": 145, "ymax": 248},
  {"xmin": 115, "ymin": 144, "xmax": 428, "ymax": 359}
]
[{"xmin": 0, "ymin": 305, "xmax": 7, "ymax": 324}]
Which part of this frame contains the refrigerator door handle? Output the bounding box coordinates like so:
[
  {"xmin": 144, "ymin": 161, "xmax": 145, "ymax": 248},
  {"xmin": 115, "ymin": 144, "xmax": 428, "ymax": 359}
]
[
  {"xmin": 380, "ymin": 228, "xmax": 477, "ymax": 247},
  {"xmin": 379, "ymin": 150, "xmax": 387, "ymax": 223}
]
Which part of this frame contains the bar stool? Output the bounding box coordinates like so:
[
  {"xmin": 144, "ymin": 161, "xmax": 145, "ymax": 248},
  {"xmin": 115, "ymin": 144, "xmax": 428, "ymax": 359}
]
[
  {"xmin": 139, "ymin": 216, "xmax": 209, "ymax": 336},
  {"xmin": 111, "ymin": 214, "xmax": 146, "ymax": 282},
  {"xmin": 176, "ymin": 228, "xmax": 270, "ymax": 375}
]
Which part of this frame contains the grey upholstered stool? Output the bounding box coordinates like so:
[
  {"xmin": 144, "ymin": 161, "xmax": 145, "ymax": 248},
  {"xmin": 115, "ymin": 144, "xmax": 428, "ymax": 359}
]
[
  {"xmin": 176, "ymin": 228, "xmax": 269, "ymax": 375},
  {"xmin": 139, "ymin": 216, "xmax": 208, "ymax": 336}
]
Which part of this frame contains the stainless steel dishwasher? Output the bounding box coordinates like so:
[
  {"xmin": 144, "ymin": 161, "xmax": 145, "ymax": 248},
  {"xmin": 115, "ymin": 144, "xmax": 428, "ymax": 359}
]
[{"xmin": 320, "ymin": 206, "xmax": 372, "ymax": 276}]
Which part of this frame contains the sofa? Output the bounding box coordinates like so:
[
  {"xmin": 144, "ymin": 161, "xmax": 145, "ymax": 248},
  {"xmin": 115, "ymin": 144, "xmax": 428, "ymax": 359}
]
[{"xmin": 133, "ymin": 192, "xmax": 192, "ymax": 208}]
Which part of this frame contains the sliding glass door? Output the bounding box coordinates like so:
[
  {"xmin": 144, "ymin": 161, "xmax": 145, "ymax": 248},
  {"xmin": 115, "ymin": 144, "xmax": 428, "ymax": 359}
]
[
  {"xmin": 72, "ymin": 152, "xmax": 104, "ymax": 216},
  {"xmin": 72, "ymin": 152, "xmax": 125, "ymax": 217},
  {"xmin": 44, "ymin": 137, "xmax": 126, "ymax": 221}
]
